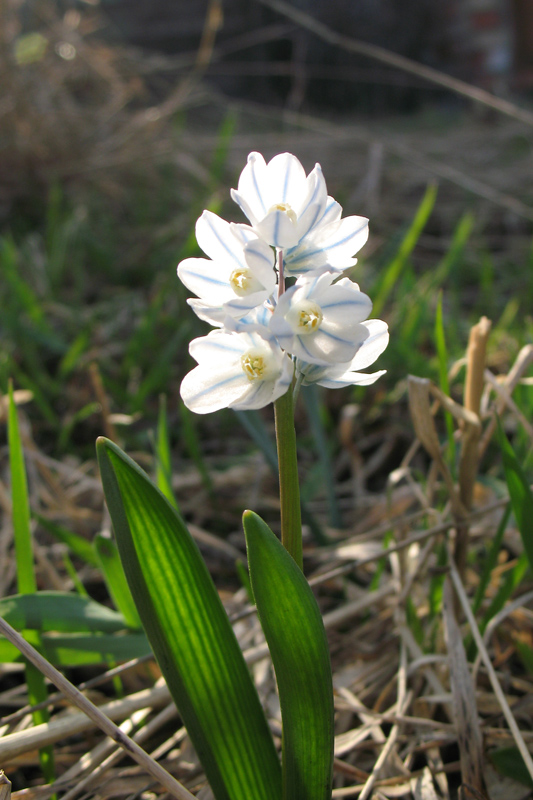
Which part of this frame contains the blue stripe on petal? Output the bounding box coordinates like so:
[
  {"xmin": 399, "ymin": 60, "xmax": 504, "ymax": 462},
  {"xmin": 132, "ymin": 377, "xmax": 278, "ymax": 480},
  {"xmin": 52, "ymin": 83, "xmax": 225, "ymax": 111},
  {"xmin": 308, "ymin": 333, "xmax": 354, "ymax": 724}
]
[
  {"xmin": 297, "ymin": 173, "xmax": 322, "ymax": 219},
  {"xmin": 250, "ymin": 157, "xmax": 267, "ymax": 214},
  {"xmin": 282, "ymin": 158, "xmax": 291, "ymax": 202},
  {"xmin": 183, "ymin": 268, "xmax": 229, "ymax": 289},
  {"xmin": 189, "ymin": 372, "xmax": 244, "ymax": 402},
  {"xmin": 320, "ymin": 298, "xmax": 369, "ymax": 311},
  {"xmin": 202, "ymin": 216, "xmax": 245, "ymax": 268},
  {"xmin": 318, "ymin": 328, "xmax": 354, "ymax": 345}
]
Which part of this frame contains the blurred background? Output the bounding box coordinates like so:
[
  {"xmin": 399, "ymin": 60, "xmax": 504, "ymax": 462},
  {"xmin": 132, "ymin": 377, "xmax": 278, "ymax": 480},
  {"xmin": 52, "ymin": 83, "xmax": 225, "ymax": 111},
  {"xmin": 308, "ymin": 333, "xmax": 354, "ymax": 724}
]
[{"xmin": 1, "ymin": 0, "xmax": 532, "ymax": 480}]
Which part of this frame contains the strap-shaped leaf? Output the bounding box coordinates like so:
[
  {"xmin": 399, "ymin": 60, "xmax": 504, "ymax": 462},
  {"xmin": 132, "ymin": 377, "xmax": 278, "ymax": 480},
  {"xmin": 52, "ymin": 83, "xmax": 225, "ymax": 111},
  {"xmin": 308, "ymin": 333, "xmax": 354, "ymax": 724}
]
[
  {"xmin": 97, "ymin": 437, "xmax": 281, "ymax": 800},
  {"xmin": 0, "ymin": 592, "xmax": 129, "ymax": 633},
  {"xmin": 0, "ymin": 632, "xmax": 151, "ymax": 665},
  {"xmin": 243, "ymin": 510, "xmax": 334, "ymax": 800},
  {"xmin": 94, "ymin": 535, "xmax": 142, "ymax": 629}
]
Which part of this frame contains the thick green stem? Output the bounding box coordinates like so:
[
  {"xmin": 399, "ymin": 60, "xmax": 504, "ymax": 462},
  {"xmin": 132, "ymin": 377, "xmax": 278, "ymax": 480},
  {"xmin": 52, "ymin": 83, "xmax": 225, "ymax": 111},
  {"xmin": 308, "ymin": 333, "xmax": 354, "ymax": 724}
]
[{"xmin": 274, "ymin": 387, "xmax": 303, "ymax": 570}]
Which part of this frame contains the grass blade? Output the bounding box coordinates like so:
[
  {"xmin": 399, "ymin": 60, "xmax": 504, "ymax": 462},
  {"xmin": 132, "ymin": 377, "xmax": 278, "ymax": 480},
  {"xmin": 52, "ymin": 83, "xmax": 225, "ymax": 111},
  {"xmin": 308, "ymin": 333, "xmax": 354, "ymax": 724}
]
[
  {"xmin": 434, "ymin": 291, "xmax": 456, "ymax": 470},
  {"xmin": 33, "ymin": 514, "xmax": 100, "ymax": 566},
  {"xmin": 154, "ymin": 394, "xmax": 178, "ymax": 508},
  {"xmin": 243, "ymin": 510, "xmax": 334, "ymax": 800},
  {"xmin": 7, "ymin": 381, "xmax": 55, "ymax": 784},
  {"xmin": 372, "ymin": 182, "xmax": 437, "ymax": 318},
  {"xmin": 8, "ymin": 381, "xmax": 35, "ymax": 594},
  {"xmin": 97, "ymin": 437, "xmax": 281, "ymax": 800},
  {"xmin": 472, "ymin": 503, "xmax": 511, "ymax": 614},
  {"xmin": 301, "ymin": 385, "xmax": 342, "ymax": 528},
  {"xmin": 94, "ymin": 535, "xmax": 142, "ymax": 629},
  {"xmin": 499, "ymin": 421, "xmax": 533, "ymax": 570}
]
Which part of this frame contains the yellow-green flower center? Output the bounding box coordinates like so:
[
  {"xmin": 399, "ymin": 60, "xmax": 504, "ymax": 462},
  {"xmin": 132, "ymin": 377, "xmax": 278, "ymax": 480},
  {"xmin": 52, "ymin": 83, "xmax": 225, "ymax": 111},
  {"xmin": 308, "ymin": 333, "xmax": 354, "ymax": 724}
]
[
  {"xmin": 241, "ymin": 350, "xmax": 272, "ymax": 381},
  {"xmin": 268, "ymin": 202, "xmax": 297, "ymax": 225},
  {"xmin": 230, "ymin": 267, "xmax": 259, "ymax": 297},
  {"xmin": 289, "ymin": 300, "xmax": 323, "ymax": 335}
]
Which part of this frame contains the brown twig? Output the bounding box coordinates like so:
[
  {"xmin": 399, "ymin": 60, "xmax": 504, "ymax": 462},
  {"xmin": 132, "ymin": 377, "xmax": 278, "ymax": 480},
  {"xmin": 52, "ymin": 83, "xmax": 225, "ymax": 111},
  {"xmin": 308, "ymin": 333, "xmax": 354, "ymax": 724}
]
[
  {"xmin": 0, "ymin": 617, "xmax": 195, "ymax": 800},
  {"xmin": 252, "ymin": 0, "xmax": 533, "ymax": 128}
]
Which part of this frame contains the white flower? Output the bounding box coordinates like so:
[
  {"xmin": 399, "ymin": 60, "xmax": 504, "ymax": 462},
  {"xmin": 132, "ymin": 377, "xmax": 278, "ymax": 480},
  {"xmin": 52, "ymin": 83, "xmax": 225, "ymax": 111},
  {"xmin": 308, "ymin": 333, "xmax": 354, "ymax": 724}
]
[
  {"xmin": 269, "ymin": 273, "xmax": 373, "ymax": 366},
  {"xmin": 180, "ymin": 328, "xmax": 293, "ymax": 414},
  {"xmin": 298, "ymin": 319, "xmax": 389, "ymax": 387},
  {"xmin": 177, "ymin": 210, "xmax": 276, "ymax": 322},
  {"xmin": 231, "ymin": 152, "xmax": 328, "ymax": 249},
  {"xmin": 283, "ymin": 208, "xmax": 369, "ymax": 277}
]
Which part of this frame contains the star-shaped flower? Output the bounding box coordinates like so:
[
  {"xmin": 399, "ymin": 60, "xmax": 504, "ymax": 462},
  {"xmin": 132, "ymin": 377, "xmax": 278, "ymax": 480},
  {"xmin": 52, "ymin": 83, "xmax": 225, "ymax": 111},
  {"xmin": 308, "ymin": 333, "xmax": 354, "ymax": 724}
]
[
  {"xmin": 231, "ymin": 152, "xmax": 328, "ymax": 249},
  {"xmin": 298, "ymin": 319, "xmax": 389, "ymax": 387},
  {"xmin": 269, "ymin": 273, "xmax": 373, "ymax": 366},
  {"xmin": 177, "ymin": 210, "xmax": 276, "ymax": 323},
  {"xmin": 180, "ymin": 328, "xmax": 293, "ymax": 414}
]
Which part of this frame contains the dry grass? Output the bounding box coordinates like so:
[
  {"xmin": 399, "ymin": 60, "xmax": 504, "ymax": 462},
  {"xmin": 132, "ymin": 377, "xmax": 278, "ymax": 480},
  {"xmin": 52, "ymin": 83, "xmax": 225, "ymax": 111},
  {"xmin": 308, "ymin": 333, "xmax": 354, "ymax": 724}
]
[{"xmin": 0, "ymin": 327, "xmax": 532, "ymax": 800}]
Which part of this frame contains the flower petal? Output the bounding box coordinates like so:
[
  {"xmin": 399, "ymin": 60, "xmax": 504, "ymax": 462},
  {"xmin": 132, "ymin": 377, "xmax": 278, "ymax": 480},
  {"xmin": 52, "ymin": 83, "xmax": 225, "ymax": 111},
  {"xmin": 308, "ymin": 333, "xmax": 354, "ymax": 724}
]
[
  {"xmin": 255, "ymin": 208, "xmax": 301, "ymax": 248},
  {"xmin": 178, "ymin": 257, "xmax": 235, "ymax": 305},
  {"xmin": 195, "ymin": 211, "xmax": 250, "ymax": 267},
  {"xmin": 233, "ymin": 152, "xmax": 268, "ymax": 221},
  {"xmin": 316, "ymin": 369, "xmax": 386, "ymax": 389},
  {"xmin": 265, "ymin": 153, "xmax": 308, "ymax": 207},
  {"xmin": 181, "ymin": 364, "xmax": 250, "ymax": 413},
  {"xmin": 349, "ymin": 320, "xmax": 389, "ymax": 370}
]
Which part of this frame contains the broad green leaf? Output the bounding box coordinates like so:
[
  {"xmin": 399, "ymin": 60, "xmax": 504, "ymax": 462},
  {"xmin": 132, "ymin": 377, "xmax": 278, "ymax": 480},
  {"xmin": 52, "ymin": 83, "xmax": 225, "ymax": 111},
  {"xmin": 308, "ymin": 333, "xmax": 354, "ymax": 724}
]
[
  {"xmin": 0, "ymin": 592, "xmax": 129, "ymax": 633},
  {"xmin": 97, "ymin": 437, "xmax": 281, "ymax": 800},
  {"xmin": 499, "ymin": 422, "xmax": 533, "ymax": 570},
  {"xmin": 243, "ymin": 511, "xmax": 334, "ymax": 800},
  {"xmin": 94, "ymin": 535, "xmax": 142, "ymax": 629},
  {"xmin": 0, "ymin": 632, "xmax": 151, "ymax": 665}
]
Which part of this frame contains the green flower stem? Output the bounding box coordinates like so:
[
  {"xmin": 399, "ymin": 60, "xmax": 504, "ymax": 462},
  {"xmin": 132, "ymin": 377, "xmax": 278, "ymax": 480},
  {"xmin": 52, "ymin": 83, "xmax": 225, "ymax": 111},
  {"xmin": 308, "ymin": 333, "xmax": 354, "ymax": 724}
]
[{"xmin": 274, "ymin": 387, "xmax": 303, "ymax": 571}]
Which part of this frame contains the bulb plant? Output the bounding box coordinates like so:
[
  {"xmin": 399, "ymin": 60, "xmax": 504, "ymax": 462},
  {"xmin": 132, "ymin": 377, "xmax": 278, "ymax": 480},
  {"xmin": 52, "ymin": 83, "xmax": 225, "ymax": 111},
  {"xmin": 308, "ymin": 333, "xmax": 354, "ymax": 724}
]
[{"xmin": 97, "ymin": 152, "xmax": 388, "ymax": 800}]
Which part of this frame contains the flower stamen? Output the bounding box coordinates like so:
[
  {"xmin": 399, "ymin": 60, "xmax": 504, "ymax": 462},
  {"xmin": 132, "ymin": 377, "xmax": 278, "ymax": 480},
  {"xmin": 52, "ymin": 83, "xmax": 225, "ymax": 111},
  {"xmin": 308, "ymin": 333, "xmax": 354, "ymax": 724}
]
[
  {"xmin": 268, "ymin": 203, "xmax": 297, "ymax": 225},
  {"xmin": 241, "ymin": 350, "xmax": 273, "ymax": 381},
  {"xmin": 288, "ymin": 300, "xmax": 323, "ymax": 335},
  {"xmin": 230, "ymin": 267, "xmax": 260, "ymax": 297}
]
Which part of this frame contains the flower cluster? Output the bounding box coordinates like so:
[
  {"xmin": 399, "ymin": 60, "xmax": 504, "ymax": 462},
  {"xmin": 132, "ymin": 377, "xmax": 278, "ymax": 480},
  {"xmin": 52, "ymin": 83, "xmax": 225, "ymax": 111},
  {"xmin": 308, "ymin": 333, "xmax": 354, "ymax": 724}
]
[{"xmin": 178, "ymin": 152, "xmax": 389, "ymax": 414}]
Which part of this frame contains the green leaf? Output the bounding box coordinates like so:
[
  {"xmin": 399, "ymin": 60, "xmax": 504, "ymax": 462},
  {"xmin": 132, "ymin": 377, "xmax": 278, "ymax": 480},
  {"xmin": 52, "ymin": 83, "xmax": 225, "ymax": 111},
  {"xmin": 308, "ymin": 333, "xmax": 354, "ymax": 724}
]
[
  {"xmin": 472, "ymin": 503, "xmax": 511, "ymax": 614},
  {"xmin": 434, "ymin": 292, "xmax": 456, "ymax": 471},
  {"xmin": 154, "ymin": 394, "xmax": 178, "ymax": 508},
  {"xmin": 97, "ymin": 437, "xmax": 281, "ymax": 800},
  {"xmin": 7, "ymin": 381, "xmax": 55, "ymax": 784},
  {"xmin": 490, "ymin": 746, "xmax": 533, "ymax": 788},
  {"xmin": 243, "ymin": 511, "xmax": 334, "ymax": 800},
  {"xmin": 302, "ymin": 385, "xmax": 342, "ymax": 529},
  {"xmin": 372, "ymin": 182, "xmax": 437, "ymax": 318},
  {"xmin": 499, "ymin": 422, "xmax": 533, "ymax": 571},
  {"xmin": 8, "ymin": 381, "xmax": 36, "ymax": 594},
  {"xmin": 94, "ymin": 535, "xmax": 142, "ymax": 629},
  {"xmin": 0, "ymin": 632, "xmax": 151, "ymax": 665},
  {"xmin": 0, "ymin": 591, "xmax": 129, "ymax": 633},
  {"xmin": 34, "ymin": 514, "xmax": 100, "ymax": 566}
]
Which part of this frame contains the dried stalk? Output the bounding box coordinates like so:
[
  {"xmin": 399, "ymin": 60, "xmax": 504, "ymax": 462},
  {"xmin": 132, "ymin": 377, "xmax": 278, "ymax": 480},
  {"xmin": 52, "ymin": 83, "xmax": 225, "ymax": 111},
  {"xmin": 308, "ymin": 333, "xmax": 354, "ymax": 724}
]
[{"xmin": 456, "ymin": 317, "xmax": 491, "ymax": 579}]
